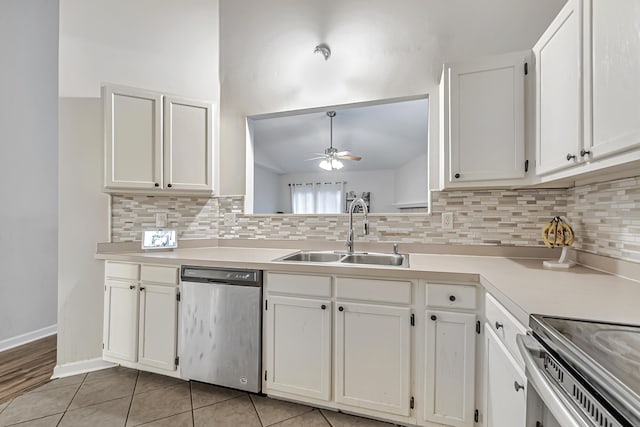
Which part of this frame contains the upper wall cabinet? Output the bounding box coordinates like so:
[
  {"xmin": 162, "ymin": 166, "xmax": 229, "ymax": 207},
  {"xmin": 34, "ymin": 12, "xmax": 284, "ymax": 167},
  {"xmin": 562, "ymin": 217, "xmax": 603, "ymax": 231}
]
[
  {"xmin": 535, "ymin": 0, "xmax": 640, "ymax": 180},
  {"xmin": 440, "ymin": 51, "xmax": 529, "ymax": 188},
  {"xmin": 584, "ymin": 0, "xmax": 640, "ymax": 160},
  {"xmin": 534, "ymin": 0, "xmax": 584, "ymax": 176},
  {"xmin": 103, "ymin": 85, "xmax": 215, "ymax": 194}
]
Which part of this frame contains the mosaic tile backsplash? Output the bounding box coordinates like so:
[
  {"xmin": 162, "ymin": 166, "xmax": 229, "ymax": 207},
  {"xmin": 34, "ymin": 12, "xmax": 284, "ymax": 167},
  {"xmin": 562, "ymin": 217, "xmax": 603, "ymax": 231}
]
[{"xmin": 111, "ymin": 176, "xmax": 640, "ymax": 263}]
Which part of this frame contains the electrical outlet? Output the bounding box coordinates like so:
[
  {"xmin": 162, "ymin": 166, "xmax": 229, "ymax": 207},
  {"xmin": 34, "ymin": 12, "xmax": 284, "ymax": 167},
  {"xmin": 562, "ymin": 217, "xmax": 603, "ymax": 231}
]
[
  {"xmin": 442, "ymin": 212, "xmax": 454, "ymax": 230},
  {"xmin": 224, "ymin": 213, "xmax": 237, "ymax": 226},
  {"xmin": 155, "ymin": 213, "xmax": 168, "ymax": 228}
]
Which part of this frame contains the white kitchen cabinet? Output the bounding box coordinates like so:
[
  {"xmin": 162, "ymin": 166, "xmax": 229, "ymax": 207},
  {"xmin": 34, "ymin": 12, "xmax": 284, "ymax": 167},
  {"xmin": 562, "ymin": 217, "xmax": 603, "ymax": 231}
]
[
  {"xmin": 423, "ymin": 310, "xmax": 476, "ymax": 427},
  {"xmin": 584, "ymin": 0, "xmax": 640, "ymax": 160},
  {"xmin": 137, "ymin": 283, "xmax": 178, "ymax": 371},
  {"xmin": 534, "ymin": 0, "xmax": 584, "ymax": 175},
  {"xmin": 335, "ymin": 301, "xmax": 411, "ymax": 416},
  {"xmin": 442, "ymin": 51, "xmax": 528, "ymax": 187},
  {"xmin": 103, "ymin": 263, "xmax": 180, "ymax": 376},
  {"xmin": 103, "ymin": 279, "xmax": 139, "ymax": 362},
  {"xmin": 484, "ymin": 325, "xmax": 527, "ymax": 427},
  {"xmin": 264, "ymin": 295, "xmax": 331, "ymax": 401},
  {"xmin": 103, "ymin": 85, "xmax": 215, "ymax": 194}
]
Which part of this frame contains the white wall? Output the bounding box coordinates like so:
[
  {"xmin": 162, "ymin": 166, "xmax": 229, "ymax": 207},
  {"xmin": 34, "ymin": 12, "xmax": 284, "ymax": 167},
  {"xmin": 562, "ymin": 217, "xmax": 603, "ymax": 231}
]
[
  {"xmin": 254, "ymin": 165, "xmax": 281, "ymax": 214},
  {"xmin": 218, "ymin": 0, "xmax": 565, "ymax": 195},
  {"xmin": 58, "ymin": 0, "xmax": 220, "ymax": 365},
  {"xmin": 394, "ymin": 154, "xmax": 428, "ymax": 206},
  {"xmin": 0, "ymin": 0, "xmax": 59, "ymax": 344}
]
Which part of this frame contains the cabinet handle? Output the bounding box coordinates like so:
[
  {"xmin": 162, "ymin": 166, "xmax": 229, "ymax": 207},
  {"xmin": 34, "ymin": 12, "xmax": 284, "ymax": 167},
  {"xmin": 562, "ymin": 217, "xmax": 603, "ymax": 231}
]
[
  {"xmin": 580, "ymin": 149, "xmax": 592, "ymax": 157},
  {"xmin": 338, "ymin": 306, "xmax": 344, "ymax": 312},
  {"xmin": 514, "ymin": 381, "xmax": 525, "ymax": 392},
  {"xmin": 495, "ymin": 321, "xmax": 504, "ymax": 330},
  {"xmin": 454, "ymin": 173, "xmax": 461, "ymax": 179},
  {"xmin": 140, "ymin": 287, "xmax": 145, "ymax": 291},
  {"xmin": 449, "ymin": 295, "xmax": 456, "ymax": 302},
  {"xmin": 430, "ymin": 315, "xmax": 437, "ymax": 321},
  {"xmin": 129, "ymin": 285, "xmax": 135, "ymax": 290},
  {"xmin": 566, "ymin": 153, "xmax": 577, "ymax": 161},
  {"xmin": 321, "ymin": 304, "xmax": 326, "ymax": 310},
  {"xmin": 167, "ymin": 183, "xmax": 173, "ymax": 188},
  {"xmin": 154, "ymin": 183, "xmax": 159, "ymax": 187}
]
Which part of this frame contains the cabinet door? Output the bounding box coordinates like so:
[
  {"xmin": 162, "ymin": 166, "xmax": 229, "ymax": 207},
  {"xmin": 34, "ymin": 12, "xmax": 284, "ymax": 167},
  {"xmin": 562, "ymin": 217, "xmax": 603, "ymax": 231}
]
[
  {"xmin": 137, "ymin": 284, "xmax": 178, "ymax": 371},
  {"xmin": 335, "ymin": 302, "xmax": 411, "ymax": 416},
  {"xmin": 485, "ymin": 325, "xmax": 526, "ymax": 427},
  {"xmin": 164, "ymin": 97, "xmax": 214, "ymax": 192},
  {"xmin": 586, "ymin": 0, "xmax": 640, "ymax": 159},
  {"xmin": 264, "ymin": 296, "xmax": 331, "ymax": 401},
  {"xmin": 534, "ymin": 0, "xmax": 584, "ymax": 175},
  {"xmin": 103, "ymin": 280, "xmax": 139, "ymax": 362},
  {"xmin": 449, "ymin": 52, "xmax": 526, "ymax": 183},
  {"xmin": 424, "ymin": 311, "xmax": 476, "ymax": 427},
  {"xmin": 104, "ymin": 86, "xmax": 163, "ymax": 189}
]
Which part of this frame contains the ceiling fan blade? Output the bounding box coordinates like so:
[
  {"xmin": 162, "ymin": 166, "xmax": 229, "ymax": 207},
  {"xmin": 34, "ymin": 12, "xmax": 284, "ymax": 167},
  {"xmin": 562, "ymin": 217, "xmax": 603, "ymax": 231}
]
[
  {"xmin": 335, "ymin": 150, "xmax": 352, "ymax": 156},
  {"xmin": 337, "ymin": 155, "xmax": 362, "ymax": 161},
  {"xmin": 305, "ymin": 156, "xmax": 326, "ymax": 161}
]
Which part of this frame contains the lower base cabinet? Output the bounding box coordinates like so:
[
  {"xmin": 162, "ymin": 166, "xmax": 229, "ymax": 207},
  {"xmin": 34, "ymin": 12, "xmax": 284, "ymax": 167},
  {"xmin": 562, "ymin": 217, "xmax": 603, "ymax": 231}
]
[
  {"xmin": 264, "ymin": 295, "xmax": 331, "ymax": 401},
  {"xmin": 335, "ymin": 302, "xmax": 411, "ymax": 416},
  {"xmin": 137, "ymin": 284, "xmax": 178, "ymax": 371},
  {"xmin": 423, "ymin": 310, "xmax": 477, "ymax": 427},
  {"xmin": 484, "ymin": 325, "xmax": 527, "ymax": 427}
]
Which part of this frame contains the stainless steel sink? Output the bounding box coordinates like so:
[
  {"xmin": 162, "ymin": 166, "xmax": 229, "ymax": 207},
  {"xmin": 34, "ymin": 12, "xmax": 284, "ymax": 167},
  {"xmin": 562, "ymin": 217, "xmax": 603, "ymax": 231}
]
[
  {"xmin": 275, "ymin": 251, "xmax": 409, "ymax": 267},
  {"xmin": 341, "ymin": 253, "xmax": 409, "ymax": 267},
  {"xmin": 278, "ymin": 251, "xmax": 345, "ymax": 263}
]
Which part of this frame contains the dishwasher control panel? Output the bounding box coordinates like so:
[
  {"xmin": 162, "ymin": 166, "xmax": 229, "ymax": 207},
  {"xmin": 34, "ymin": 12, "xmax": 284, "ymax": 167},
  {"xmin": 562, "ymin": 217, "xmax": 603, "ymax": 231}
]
[{"xmin": 181, "ymin": 266, "xmax": 262, "ymax": 286}]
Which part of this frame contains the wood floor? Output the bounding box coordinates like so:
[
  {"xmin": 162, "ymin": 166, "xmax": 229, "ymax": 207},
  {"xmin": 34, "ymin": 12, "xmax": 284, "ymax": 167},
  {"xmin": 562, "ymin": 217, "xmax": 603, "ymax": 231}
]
[{"xmin": 0, "ymin": 334, "xmax": 57, "ymax": 404}]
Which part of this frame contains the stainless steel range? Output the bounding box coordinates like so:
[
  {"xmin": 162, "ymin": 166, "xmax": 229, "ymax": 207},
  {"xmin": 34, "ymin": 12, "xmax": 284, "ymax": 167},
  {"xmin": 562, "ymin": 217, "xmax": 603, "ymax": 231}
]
[{"xmin": 517, "ymin": 315, "xmax": 640, "ymax": 427}]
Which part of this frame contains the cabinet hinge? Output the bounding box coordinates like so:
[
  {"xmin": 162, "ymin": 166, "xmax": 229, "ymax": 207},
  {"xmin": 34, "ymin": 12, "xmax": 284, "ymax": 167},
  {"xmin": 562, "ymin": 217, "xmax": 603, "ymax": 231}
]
[
  {"xmin": 476, "ymin": 320, "xmax": 481, "ymax": 334},
  {"xmin": 265, "ymin": 299, "xmax": 268, "ymax": 311},
  {"xmin": 264, "ymin": 370, "xmax": 268, "ymax": 381},
  {"xmin": 410, "ymin": 396, "xmax": 414, "ymax": 409},
  {"xmin": 174, "ymin": 356, "xmax": 179, "ymax": 366},
  {"xmin": 176, "ymin": 292, "xmax": 181, "ymax": 302},
  {"xmin": 475, "ymin": 409, "xmax": 479, "ymax": 423},
  {"xmin": 410, "ymin": 313, "xmax": 415, "ymax": 327},
  {"xmin": 524, "ymin": 159, "xmax": 529, "ymax": 173},
  {"xmin": 524, "ymin": 62, "xmax": 529, "ymax": 75},
  {"xmin": 102, "ymin": 343, "xmax": 104, "ymax": 349}
]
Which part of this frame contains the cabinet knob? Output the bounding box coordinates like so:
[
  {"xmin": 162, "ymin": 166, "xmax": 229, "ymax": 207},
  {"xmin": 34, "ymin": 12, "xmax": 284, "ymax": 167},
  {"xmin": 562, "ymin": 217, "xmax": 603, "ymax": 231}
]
[
  {"xmin": 566, "ymin": 153, "xmax": 577, "ymax": 161},
  {"xmin": 338, "ymin": 306, "xmax": 344, "ymax": 312},
  {"xmin": 580, "ymin": 149, "xmax": 592, "ymax": 157},
  {"xmin": 129, "ymin": 285, "xmax": 135, "ymax": 290},
  {"xmin": 454, "ymin": 173, "xmax": 461, "ymax": 179},
  {"xmin": 321, "ymin": 304, "xmax": 326, "ymax": 310},
  {"xmin": 430, "ymin": 315, "xmax": 437, "ymax": 321},
  {"xmin": 449, "ymin": 295, "xmax": 456, "ymax": 302},
  {"xmin": 167, "ymin": 183, "xmax": 173, "ymax": 188},
  {"xmin": 140, "ymin": 287, "xmax": 145, "ymax": 291},
  {"xmin": 495, "ymin": 321, "xmax": 504, "ymax": 330},
  {"xmin": 514, "ymin": 381, "xmax": 525, "ymax": 392},
  {"xmin": 154, "ymin": 183, "xmax": 159, "ymax": 187}
]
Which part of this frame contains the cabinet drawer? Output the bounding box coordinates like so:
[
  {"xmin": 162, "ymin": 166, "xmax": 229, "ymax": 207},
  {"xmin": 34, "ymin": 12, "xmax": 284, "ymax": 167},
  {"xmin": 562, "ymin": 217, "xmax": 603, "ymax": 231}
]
[
  {"xmin": 105, "ymin": 262, "xmax": 139, "ymax": 280},
  {"xmin": 267, "ymin": 273, "xmax": 331, "ymax": 298},
  {"xmin": 426, "ymin": 283, "xmax": 477, "ymax": 310},
  {"xmin": 336, "ymin": 277, "xmax": 411, "ymax": 304},
  {"xmin": 141, "ymin": 265, "xmax": 178, "ymax": 285},
  {"xmin": 485, "ymin": 293, "xmax": 527, "ymax": 368}
]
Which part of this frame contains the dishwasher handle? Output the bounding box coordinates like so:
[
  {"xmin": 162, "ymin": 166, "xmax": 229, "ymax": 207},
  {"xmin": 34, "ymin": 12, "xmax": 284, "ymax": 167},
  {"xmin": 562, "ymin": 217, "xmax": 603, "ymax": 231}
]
[{"xmin": 516, "ymin": 334, "xmax": 590, "ymax": 427}]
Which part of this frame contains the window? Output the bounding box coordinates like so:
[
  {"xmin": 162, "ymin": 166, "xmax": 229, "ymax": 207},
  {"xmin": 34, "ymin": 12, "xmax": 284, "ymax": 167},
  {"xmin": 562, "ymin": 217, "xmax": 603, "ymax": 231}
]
[{"xmin": 290, "ymin": 182, "xmax": 345, "ymax": 214}]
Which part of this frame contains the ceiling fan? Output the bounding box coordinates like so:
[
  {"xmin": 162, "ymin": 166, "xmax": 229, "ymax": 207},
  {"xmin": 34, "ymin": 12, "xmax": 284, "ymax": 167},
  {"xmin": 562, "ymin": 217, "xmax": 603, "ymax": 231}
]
[{"xmin": 306, "ymin": 111, "xmax": 362, "ymax": 170}]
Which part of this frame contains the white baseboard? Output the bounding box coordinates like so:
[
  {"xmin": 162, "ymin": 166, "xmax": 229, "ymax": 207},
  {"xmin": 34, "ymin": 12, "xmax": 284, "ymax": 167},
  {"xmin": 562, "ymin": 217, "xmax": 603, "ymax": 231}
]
[
  {"xmin": 0, "ymin": 324, "xmax": 57, "ymax": 352},
  {"xmin": 52, "ymin": 358, "xmax": 117, "ymax": 379}
]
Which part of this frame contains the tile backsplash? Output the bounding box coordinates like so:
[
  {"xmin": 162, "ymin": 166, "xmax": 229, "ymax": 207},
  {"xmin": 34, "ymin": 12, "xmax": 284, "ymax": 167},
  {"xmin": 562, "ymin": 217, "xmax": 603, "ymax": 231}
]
[{"xmin": 110, "ymin": 176, "xmax": 640, "ymax": 263}]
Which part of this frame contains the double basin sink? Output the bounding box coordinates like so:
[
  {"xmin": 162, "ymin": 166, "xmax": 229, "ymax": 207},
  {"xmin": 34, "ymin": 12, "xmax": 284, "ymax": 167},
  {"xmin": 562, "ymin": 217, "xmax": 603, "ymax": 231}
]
[{"xmin": 276, "ymin": 250, "xmax": 409, "ymax": 268}]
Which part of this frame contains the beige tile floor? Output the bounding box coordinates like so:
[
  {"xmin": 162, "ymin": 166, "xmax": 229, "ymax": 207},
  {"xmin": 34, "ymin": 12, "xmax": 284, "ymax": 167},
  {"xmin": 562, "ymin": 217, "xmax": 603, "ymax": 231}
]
[{"xmin": 0, "ymin": 367, "xmax": 395, "ymax": 427}]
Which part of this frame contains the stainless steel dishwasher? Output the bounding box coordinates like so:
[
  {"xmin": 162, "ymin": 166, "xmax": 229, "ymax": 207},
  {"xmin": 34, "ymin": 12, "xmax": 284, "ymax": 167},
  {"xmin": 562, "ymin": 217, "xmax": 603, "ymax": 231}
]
[{"xmin": 180, "ymin": 266, "xmax": 262, "ymax": 393}]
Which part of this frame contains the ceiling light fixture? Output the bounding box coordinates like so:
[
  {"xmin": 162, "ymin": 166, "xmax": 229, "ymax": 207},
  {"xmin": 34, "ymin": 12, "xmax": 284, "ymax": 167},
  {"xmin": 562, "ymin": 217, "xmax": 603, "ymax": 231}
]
[{"xmin": 314, "ymin": 43, "xmax": 331, "ymax": 60}]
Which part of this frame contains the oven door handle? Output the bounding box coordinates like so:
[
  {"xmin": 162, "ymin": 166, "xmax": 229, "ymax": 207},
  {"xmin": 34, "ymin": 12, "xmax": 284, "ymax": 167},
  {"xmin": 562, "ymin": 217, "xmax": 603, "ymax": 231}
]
[{"xmin": 516, "ymin": 334, "xmax": 591, "ymax": 427}]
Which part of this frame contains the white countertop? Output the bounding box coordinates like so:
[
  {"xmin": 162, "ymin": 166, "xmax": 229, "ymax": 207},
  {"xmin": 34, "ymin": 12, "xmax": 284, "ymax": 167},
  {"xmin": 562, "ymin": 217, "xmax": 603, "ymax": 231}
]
[{"xmin": 97, "ymin": 246, "xmax": 640, "ymax": 327}]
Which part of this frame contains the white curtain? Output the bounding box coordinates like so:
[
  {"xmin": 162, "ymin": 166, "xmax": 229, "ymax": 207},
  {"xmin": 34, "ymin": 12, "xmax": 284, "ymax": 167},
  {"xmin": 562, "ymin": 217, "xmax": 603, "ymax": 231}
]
[{"xmin": 290, "ymin": 182, "xmax": 345, "ymax": 214}]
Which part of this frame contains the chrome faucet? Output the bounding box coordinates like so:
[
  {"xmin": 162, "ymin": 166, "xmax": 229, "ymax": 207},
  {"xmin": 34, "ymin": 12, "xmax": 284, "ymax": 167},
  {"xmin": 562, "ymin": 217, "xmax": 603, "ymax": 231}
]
[{"xmin": 346, "ymin": 198, "xmax": 369, "ymax": 253}]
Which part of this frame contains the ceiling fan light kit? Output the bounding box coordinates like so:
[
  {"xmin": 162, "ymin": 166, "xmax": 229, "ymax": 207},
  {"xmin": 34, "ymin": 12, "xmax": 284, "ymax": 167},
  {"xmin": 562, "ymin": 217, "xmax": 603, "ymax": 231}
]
[{"xmin": 314, "ymin": 111, "xmax": 362, "ymax": 171}]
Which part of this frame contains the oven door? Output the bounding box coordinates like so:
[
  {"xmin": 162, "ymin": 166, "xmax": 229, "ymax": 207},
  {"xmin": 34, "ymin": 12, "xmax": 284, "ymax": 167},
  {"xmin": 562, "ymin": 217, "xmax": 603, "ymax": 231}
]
[{"xmin": 517, "ymin": 334, "xmax": 594, "ymax": 427}]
